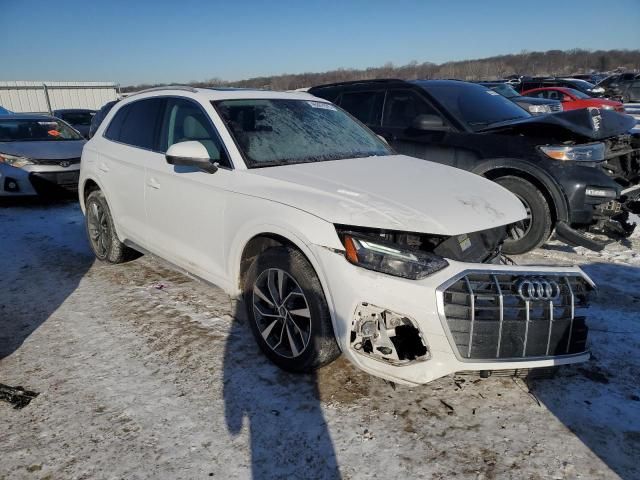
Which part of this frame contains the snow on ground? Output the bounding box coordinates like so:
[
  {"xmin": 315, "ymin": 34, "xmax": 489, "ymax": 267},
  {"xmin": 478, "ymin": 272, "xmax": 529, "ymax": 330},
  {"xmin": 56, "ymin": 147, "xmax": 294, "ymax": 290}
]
[{"xmin": 1, "ymin": 199, "xmax": 639, "ymax": 479}]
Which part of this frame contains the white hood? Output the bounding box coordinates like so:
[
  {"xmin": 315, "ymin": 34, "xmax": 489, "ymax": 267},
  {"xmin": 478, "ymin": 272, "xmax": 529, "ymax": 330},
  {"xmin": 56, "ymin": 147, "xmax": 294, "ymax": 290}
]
[{"xmin": 236, "ymin": 155, "xmax": 526, "ymax": 236}]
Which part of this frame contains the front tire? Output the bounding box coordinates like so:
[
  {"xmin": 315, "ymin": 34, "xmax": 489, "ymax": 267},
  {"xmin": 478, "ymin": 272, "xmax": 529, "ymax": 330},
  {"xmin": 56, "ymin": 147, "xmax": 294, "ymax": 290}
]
[
  {"xmin": 244, "ymin": 246, "xmax": 340, "ymax": 372},
  {"xmin": 496, "ymin": 176, "xmax": 553, "ymax": 255},
  {"xmin": 85, "ymin": 190, "xmax": 134, "ymax": 263}
]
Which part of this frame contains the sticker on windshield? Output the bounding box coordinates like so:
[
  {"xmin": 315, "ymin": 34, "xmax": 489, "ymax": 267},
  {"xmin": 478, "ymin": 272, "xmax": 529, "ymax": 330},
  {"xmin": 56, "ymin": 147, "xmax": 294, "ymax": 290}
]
[
  {"xmin": 47, "ymin": 129, "xmax": 61, "ymax": 137},
  {"xmin": 486, "ymin": 90, "xmax": 500, "ymax": 96},
  {"xmin": 307, "ymin": 101, "xmax": 337, "ymax": 111}
]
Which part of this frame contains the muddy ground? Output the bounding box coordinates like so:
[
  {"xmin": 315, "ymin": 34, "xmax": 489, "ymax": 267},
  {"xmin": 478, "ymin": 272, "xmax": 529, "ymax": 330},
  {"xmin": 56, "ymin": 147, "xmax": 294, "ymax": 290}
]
[{"xmin": 1, "ymin": 200, "xmax": 639, "ymax": 479}]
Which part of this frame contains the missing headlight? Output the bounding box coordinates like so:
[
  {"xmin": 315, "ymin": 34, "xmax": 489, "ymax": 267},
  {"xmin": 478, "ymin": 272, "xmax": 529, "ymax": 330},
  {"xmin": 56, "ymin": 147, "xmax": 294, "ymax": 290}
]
[{"xmin": 350, "ymin": 303, "xmax": 429, "ymax": 365}]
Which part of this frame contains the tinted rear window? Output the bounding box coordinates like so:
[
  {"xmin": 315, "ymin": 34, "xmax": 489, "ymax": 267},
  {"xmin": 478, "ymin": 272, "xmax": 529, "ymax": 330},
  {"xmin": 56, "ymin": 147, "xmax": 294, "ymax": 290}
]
[{"xmin": 105, "ymin": 98, "xmax": 164, "ymax": 149}]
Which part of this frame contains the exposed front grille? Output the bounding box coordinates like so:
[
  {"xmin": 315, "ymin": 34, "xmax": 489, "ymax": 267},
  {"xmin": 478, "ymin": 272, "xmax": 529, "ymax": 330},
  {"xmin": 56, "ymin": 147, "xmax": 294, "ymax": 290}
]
[
  {"xmin": 549, "ymin": 103, "xmax": 563, "ymax": 113},
  {"xmin": 440, "ymin": 272, "xmax": 591, "ymax": 361}
]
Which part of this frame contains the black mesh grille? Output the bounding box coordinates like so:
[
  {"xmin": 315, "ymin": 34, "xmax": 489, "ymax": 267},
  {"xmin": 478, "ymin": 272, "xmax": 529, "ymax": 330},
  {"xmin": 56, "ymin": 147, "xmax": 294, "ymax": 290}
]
[{"xmin": 441, "ymin": 273, "xmax": 591, "ymax": 360}]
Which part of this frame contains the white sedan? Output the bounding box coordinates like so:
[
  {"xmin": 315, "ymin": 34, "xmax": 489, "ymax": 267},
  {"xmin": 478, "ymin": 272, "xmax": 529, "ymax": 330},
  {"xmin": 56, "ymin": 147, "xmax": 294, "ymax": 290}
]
[{"xmin": 79, "ymin": 86, "xmax": 594, "ymax": 385}]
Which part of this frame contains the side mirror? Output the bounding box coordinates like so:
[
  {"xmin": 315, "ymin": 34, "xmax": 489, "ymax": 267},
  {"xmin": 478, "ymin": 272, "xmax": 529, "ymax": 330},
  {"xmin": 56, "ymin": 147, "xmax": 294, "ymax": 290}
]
[
  {"xmin": 165, "ymin": 141, "xmax": 218, "ymax": 174},
  {"xmin": 410, "ymin": 114, "xmax": 449, "ymax": 131}
]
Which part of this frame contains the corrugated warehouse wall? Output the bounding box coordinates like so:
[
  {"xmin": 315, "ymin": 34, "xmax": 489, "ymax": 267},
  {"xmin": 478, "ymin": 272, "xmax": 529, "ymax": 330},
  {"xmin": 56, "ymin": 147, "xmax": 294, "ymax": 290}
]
[{"xmin": 0, "ymin": 81, "xmax": 119, "ymax": 113}]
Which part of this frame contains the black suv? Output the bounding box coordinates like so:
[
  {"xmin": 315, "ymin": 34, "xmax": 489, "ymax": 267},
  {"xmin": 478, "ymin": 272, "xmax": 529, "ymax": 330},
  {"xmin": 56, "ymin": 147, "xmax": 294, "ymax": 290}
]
[{"xmin": 309, "ymin": 79, "xmax": 639, "ymax": 254}]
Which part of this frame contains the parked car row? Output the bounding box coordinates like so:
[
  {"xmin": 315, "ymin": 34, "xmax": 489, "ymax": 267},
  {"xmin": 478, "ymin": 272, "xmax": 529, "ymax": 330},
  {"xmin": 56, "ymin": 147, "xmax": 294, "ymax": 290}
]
[
  {"xmin": 3, "ymin": 76, "xmax": 638, "ymax": 385},
  {"xmin": 78, "ymin": 86, "xmax": 596, "ymax": 385}
]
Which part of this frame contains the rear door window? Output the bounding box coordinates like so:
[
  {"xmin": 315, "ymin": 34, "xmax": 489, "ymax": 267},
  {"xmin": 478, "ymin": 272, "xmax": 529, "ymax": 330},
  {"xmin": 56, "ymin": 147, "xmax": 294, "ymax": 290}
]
[
  {"xmin": 338, "ymin": 91, "xmax": 384, "ymax": 126},
  {"xmin": 105, "ymin": 98, "xmax": 164, "ymax": 150},
  {"xmin": 546, "ymin": 90, "xmax": 563, "ymax": 101}
]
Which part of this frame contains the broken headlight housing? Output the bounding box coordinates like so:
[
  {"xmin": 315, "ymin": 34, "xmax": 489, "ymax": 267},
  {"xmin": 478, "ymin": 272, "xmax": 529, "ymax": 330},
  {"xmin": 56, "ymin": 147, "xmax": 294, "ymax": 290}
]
[
  {"xmin": 342, "ymin": 233, "xmax": 448, "ymax": 280},
  {"xmin": 0, "ymin": 153, "xmax": 34, "ymax": 168},
  {"xmin": 539, "ymin": 142, "xmax": 605, "ymax": 162}
]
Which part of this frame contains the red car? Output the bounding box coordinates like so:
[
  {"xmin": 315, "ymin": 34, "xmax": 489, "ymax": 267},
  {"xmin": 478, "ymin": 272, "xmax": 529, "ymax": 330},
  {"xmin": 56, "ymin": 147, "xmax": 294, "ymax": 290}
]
[{"xmin": 521, "ymin": 87, "xmax": 625, "ymax": 113}]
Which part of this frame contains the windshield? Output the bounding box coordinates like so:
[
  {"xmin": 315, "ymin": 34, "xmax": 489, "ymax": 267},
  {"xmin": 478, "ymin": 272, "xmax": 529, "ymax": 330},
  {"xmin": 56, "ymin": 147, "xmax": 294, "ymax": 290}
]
[
  {"xmin": 214, "ymin": 99, "xmax": 391, "ymax": 167},
  {"xmin": 0, "ymin": 118, "xmax": 84, "ymax": 142},
  {"xmin": 419, "ymin": 83, "xmax": 530, "ymax": 131},
  {"xmin": 58, "ymin": 111, "xmax": 95, "ymax": 126},
  {"xmin": 487, "ymin": 84, "xmax": 519, "ymax": 98}
]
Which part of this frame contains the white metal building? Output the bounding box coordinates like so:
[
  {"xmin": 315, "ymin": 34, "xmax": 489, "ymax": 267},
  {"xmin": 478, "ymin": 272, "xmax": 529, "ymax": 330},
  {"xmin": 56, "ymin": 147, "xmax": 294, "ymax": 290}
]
[{"xmin": 0, "ymin": 81, "xmax": 120, "ymax": 114}]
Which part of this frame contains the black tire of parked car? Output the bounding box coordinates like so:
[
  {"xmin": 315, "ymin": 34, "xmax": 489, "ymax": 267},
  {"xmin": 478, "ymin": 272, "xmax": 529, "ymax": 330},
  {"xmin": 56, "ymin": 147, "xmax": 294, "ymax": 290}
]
[
  {"xmin": 244, "ymin": 246, "xmax": 341, "ymax": 372},
  {"xmin": 496, "ymin": 176, "xmax": 553, "ymax": 255},
  {"xmin": 85, "ymin": 190, "xmax": 136, "ymax": 263}
]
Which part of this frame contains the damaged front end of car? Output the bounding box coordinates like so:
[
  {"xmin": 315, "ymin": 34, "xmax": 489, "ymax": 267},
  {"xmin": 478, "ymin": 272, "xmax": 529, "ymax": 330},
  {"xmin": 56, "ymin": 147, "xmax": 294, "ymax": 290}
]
[
  {"xmin": 599, "ymin": 131, "xmax": 640, "ymax": 227},
  {"xmin": 486, "ymin": 107, "xmax": 640, "ymax": 249},
  {"xmin": 314, "ymin": 223, "xmax": 595, "ymax": 385}
]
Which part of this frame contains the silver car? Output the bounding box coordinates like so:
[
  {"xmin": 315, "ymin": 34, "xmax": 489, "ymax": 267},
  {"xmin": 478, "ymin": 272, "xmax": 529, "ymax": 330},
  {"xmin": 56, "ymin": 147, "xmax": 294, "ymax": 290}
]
[{"xmin": 0, "ymin": 114, "xmax": 85, "ymax": 196}]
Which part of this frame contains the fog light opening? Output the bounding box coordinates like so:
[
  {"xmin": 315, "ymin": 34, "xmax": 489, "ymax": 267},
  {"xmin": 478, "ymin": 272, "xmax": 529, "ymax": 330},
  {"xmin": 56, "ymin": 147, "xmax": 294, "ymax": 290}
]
[
  {"xmin": 351, "ymin": 303, "xmax": 429, "ymax": 365},
  {"xmin": 4, "ymin": 177, "xmax": 19, "ymax": 192}
]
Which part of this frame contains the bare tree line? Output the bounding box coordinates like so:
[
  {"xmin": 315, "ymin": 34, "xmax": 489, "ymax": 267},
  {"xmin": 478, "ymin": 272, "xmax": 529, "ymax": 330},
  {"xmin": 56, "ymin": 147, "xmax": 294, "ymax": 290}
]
[{"xmin": 123, "ymin": 49, "xmax": 640, "ymax": 92}]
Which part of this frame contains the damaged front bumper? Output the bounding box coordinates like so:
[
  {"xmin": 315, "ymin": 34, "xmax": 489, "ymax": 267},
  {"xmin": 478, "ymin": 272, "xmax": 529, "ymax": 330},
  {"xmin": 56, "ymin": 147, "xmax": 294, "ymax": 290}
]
[{"xmin": 314, "ymin": 245, "xmax": 594, "ymax": 386}]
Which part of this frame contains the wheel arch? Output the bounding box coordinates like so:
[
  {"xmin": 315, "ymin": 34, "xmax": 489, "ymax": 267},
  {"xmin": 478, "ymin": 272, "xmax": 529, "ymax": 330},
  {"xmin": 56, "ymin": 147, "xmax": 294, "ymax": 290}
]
[
  {"xmin": 229, "ymin": 223, "xmax": 342, "ymax": 351},
  {"xmin": 80, "ymin": 176, "xmax": 104, "ymax": 213},
  {"xmin": 473, "ymin": 159, "xmax": 569, "ymax": 223}
]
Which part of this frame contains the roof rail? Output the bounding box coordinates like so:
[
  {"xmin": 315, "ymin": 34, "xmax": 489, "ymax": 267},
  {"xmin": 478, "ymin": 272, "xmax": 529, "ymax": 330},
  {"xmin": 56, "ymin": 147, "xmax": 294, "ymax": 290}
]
[
  {"xmin": 309, "ymin": 78, "xmax": 405, "ymax": 90},
  {"xmin": 127, "ymin": 85, "xmax": 198, "ymax": 96}
]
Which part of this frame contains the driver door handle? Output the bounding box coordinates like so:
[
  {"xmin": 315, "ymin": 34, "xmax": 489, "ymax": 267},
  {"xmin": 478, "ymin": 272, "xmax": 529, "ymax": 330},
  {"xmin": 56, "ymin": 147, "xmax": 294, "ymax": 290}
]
[{"xmin": 147, "ymin": 178, "xmax": 160, "ymax": 189}]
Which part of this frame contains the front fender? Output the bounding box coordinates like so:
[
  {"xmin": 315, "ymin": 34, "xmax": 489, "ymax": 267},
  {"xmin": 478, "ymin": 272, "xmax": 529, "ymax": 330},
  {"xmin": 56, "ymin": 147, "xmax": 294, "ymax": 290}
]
[{"xmin": 224, "ymin": 195, "xmax": 345, "ymax": 339}]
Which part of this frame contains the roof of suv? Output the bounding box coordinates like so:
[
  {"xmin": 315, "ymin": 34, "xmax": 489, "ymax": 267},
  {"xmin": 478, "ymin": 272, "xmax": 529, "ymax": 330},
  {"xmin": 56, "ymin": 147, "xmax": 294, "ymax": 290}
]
[
  {"xmin": 309, "ymin": 78, "xmax": 471, "ymax": 91},
  {"xmin": 124, "ymin": 86, "xmax": 320, "ymax": 103}
]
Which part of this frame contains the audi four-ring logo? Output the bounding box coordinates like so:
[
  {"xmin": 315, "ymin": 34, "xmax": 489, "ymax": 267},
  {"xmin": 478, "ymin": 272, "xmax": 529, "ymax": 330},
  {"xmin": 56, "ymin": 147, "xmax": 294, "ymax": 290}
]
[{"xmin": 516, "ymin": 278, "xmax": 561, "ymax": 301}]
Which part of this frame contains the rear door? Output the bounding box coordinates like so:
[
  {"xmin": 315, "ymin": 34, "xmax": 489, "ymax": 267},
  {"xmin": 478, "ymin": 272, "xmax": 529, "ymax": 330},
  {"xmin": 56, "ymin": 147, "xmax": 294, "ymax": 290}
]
[
  {"xmin": 100, "ymin": 98, "xmax": 164, "ymax": 244},
  {"xmin": 144, "ymin": 97, "xmax": 231, "ymax": 284}
]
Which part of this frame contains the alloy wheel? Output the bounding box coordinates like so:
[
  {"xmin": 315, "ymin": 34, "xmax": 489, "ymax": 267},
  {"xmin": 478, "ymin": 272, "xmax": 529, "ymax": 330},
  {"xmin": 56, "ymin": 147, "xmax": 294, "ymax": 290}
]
[
  {"xmin": 87, "ymin": 202, "xmax": 109, "ymax": 257},
  {"xmin": 252, "ymin": 268, "xmax": 312, "ymax": 359}
]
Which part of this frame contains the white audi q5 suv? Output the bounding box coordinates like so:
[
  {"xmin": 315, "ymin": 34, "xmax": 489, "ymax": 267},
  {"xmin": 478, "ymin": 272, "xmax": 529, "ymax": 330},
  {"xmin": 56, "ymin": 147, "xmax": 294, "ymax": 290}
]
[{"xmin": 79, "ymin": 86, "xmax": 594, "ymax": 385}]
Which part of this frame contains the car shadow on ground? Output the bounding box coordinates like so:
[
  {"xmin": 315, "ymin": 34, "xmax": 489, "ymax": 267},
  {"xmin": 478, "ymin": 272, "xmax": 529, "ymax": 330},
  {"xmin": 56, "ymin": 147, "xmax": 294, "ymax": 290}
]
[
  {"xmin": 527, "ymin": 262, "xmax": 640, "ymax": 480},
  {"xmin": 222, "ymin": 299, "xmax": 341, "ymax": 479},
  {"xmin": 0, "ymin": 196, "xmax": 93, "ymax": 360}
]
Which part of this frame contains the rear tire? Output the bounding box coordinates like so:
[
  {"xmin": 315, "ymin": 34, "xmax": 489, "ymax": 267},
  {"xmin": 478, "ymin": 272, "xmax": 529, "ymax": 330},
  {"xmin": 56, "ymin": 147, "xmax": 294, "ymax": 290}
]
[
  {"xmin": 244, "ymin": 246, "xmax": 340, "ymax": 372},
  {"xmin": 496, "ymin": 176, "xmax": 553, "ymax": 255},
  {"xmin": 85, "ymin": 190, "xmax": 135, "ymax": 263}
]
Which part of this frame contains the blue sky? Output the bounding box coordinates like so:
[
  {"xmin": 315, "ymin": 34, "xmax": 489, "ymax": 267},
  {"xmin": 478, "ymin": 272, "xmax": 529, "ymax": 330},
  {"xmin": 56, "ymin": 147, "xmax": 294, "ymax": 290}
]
[{"xmin": 2, "ymin": 0, "xmax": 638, "ymax": 85}]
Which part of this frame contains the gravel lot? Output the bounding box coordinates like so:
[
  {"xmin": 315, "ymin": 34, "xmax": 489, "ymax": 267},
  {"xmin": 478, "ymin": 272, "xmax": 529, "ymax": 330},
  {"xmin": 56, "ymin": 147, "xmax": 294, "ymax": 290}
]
[{"xmin": 1, "ymin": 199, "xmax": 639, "ymax": 480}]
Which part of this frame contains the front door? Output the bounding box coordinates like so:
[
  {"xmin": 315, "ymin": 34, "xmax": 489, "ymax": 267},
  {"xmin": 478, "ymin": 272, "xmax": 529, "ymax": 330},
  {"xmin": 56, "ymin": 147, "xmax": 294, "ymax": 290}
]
[{"xmin": 144, "ymin": 97, "xmax": 231, "ymax": 285}]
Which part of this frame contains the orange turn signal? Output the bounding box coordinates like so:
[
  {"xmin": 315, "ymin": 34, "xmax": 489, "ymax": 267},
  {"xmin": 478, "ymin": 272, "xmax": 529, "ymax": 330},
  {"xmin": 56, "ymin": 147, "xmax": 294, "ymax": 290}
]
[{"xmin": 344, "ymin": 236, "xmax": 359, "ymax": 263}]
